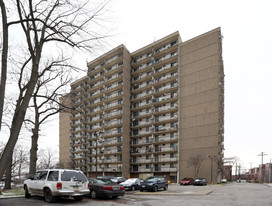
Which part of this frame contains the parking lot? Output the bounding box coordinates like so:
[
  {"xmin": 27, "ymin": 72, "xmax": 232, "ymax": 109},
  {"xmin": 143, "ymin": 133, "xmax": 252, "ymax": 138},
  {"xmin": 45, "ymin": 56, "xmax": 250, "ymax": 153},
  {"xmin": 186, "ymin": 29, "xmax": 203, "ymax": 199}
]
[{"xmin": 1, "ymin": 182, "xmax": 272, "ymax": 206}]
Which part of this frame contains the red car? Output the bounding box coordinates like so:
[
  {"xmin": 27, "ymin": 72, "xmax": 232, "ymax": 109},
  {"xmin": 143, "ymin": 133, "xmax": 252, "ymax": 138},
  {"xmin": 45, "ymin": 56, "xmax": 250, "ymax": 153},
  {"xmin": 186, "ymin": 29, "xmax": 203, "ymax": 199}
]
[{"xmin": 180, "ymin": 178, "xmax": 194, "ymax": 185}]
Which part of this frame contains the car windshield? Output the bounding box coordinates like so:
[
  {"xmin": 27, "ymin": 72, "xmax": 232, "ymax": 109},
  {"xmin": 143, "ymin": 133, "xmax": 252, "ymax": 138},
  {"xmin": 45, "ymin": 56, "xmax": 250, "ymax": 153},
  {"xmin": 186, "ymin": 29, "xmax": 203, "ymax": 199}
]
[
  {"xmin": 146, "ymin": 178, "xmax": 158, "ymax": 182},
  {"xmin": 61, "ymin": 171, "xmax": 87, "ymax": 182},
  {"xmin": 182, "ymin": 178, "xmax": 191, "ymax": 180}
]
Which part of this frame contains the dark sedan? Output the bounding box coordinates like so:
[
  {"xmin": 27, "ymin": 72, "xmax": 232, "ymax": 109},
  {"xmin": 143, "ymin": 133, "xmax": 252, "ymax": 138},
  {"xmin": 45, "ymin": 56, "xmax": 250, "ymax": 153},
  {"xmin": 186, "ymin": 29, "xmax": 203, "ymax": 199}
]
[
  {"xmin": 194, "ymin": 178, "xmax": 207, "ymax": 186},
  {"xmin": 88, "ymin": 178, "xmax": 125, "ymax": 199},
  {"xmin": 140, "ymin": 177, "xmax": 168, "ymax": 192}
]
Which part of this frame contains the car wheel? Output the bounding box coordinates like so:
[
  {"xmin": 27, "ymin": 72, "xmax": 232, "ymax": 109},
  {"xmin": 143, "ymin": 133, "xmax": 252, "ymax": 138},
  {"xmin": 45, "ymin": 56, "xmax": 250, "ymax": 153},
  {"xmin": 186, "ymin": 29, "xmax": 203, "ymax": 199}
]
[
  {"xmin": 90, "ymin": 190, "xmax": 97, "ymax": 199},
  {"xmin": 74, "ymin": 196, "xmax": 83, "ymax": 201},
  {"xmin": 131, "ymin": 186, "xmax": 135, "ymax": 191},
  {"xmin": 164, "ymin": 185, "xmax": 168, "ymax": 190},
  {"xmin": 140, "ymin": 190, "xmax": 143, "ymax": 192},
  {"xmin": 112, "ymin": 196, "xmax": 118, "ymax": 199},
  {"xmin": 24, "ymin": 185, "xmax": 31, "ymax": 198},
  {"xmin": 154, "ymin": 186, "xmax": 158, "ymax": 192},
  {"xmin": 44, "ymin": 188, "xmax": 57, "ymax": 203}
]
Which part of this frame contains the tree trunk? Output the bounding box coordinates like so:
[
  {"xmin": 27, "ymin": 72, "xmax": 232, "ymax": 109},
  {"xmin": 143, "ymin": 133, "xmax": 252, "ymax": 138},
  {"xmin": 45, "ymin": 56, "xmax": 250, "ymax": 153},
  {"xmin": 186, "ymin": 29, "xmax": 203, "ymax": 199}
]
[
  {"xmin": 4, "ymin": 156, "xmax": 12, "ymax": 189},
  {"xmin": 29, "ymin": 126, "xmax": 39, "ymax": 175},
  {"xmin": 0, "ymin": 60, "xmax": 40, "ymax": 181},
  {"xmin": 0, "ymin": 0, "xmax": 9, "ymax": 131}
]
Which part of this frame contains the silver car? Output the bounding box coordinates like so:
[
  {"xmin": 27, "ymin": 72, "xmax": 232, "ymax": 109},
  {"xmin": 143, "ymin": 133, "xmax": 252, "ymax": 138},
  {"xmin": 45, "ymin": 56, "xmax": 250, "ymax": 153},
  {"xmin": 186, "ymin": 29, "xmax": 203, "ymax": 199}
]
[{"xmin": 23, "ymin": 169, "xmax": 89, "ymax": 203}]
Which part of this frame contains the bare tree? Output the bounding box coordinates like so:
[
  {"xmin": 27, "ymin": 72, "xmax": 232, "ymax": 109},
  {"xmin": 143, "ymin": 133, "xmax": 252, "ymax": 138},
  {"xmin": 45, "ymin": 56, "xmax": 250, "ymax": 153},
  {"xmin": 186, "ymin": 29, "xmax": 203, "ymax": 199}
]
[
  {"xmin": 25, "ymin": 57, "xmax": 72, "ymax": 175},
  {"xmin": 37, "ymin": 148, "xmax": 57, "ymax": 170},
  {"xmin": 0, "ymin": 0, "xmax": 110, "ymax": 181},
  {"xmin": 0, "ymin": 0, "xmax": 8, "ymax": 131},
  {"xmin": 187, "ymin": 155, "xmax": 204, "ymax": 179},
  {"xmin": 1, "ymin": 143, "xmax": 29, "ymax": 189},
  {"xmin": 12, "ymin": 144, "xmax": 29, "ymax": 183}
]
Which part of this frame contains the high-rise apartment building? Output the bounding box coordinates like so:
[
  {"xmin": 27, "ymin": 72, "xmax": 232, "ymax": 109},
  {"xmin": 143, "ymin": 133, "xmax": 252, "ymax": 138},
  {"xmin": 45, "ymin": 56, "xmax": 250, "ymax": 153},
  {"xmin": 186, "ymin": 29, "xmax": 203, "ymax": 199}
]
[{"xmin": 59, "ymin": 28, "xmax": 224, "ymax": 183}]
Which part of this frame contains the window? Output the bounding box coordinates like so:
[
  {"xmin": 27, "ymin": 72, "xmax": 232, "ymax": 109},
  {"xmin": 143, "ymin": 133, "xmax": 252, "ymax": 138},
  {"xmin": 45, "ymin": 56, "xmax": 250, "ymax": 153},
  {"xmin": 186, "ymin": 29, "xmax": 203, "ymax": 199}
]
[
  {"xmin": 170, "ymin": 153, "xmax": 176, "ymax": 158},
  {"xmin": 171, "ymin": 62, "xmax": 177, "ymax": 67},
  {"xmin": 34, "ymin": 171, "xmax": 48, "ymax": 180},
  {"xmin": 170, "ymin": 163, "xmax": 176, "ymax": 168},
  {"xmin": 171, "ymin": 41, "xmax": 177, "ymax": 46},
  {"xmin": 170, "ymin": 176, "xmax": 177, "ymax": 181},
  {"xmin": 146, "ymin": 99, "xmax": 152, "ymax": 104},
  {"xmin": 61, "ymin": 171, "xmax": 87, "ymax": 182},
  {"xmin": 117, "ymin": 136, "xmax": 122, "ymax": 143},
  {"xmin": 170, "ymin": 143, "xmax": 177, "ymax": 149},
  {"xmin": 117, "ymin": 155, "xmax": 122, "ymax": 161},
  {"xmin": 133, "ymin": 130, "xmax": 139, "ymax": 135},
  {"xmin": 47, "ymin": 171, "xmax": 59, "ymax": 181},
  {"xmin": 117, "ymin": 127, "xmax": 122, "ymax": 133},
  {"xmin": 171, "ymin": 82, "xmax": 177, "ymax": 87}
]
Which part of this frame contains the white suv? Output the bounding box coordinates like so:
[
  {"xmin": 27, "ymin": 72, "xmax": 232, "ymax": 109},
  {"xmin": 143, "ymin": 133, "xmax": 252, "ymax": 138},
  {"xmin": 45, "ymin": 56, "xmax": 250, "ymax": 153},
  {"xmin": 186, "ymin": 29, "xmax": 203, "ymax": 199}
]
[{"xmin": 23, "ymin": 169, "xmax": 90, "ymax": 203}]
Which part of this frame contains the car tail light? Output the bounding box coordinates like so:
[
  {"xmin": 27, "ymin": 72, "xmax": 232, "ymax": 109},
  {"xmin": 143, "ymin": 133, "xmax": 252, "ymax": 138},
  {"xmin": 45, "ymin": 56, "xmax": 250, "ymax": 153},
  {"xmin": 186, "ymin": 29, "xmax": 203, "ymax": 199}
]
[
  {"xmin": 103, "ymin": 186, "xmax": 113, "ymax": 190},
  {"xmin": 56, "ymin": 182, "xmax": 62, "ymax": 190},
  {"xmin": 88, "ymin": 183, "xmax": 90, "ymax": 189},
  {"xmin": 120, "ymin": 186, "xmax": 125, "ymax": 190}
]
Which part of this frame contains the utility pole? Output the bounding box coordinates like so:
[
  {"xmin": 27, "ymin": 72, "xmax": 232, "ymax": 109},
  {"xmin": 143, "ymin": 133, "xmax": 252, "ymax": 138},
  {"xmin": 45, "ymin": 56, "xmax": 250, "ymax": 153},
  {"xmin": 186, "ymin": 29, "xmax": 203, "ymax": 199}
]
[
  {"xmin": 235, "ymin": 163, "xmax": 237, "ymax": 181},
  {"xmin": 257, "ymin": 152, "xmax": 267, "ymax": 182},
  {"xmin": 269, "ymin": 159, "xmax": 271, "ymax": 183}
]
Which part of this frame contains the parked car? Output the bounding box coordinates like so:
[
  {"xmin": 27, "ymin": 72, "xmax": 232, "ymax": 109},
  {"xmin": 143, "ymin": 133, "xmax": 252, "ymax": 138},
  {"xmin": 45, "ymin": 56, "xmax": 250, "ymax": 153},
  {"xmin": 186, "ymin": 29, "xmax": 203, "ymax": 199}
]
[
  {"xmin": 193, "ymin": 178, "xmax": 207, "ymax": 186},
  {"xmin": 23, "ymin": 169, "xmax": 90, "ymax": 203},
  {"xmin": 221, "ymin": 178, "xmax": 227, "ymax": 183},
  {"xmin": 140, "ymin": 177, "xmax": 168, "ymax": 192},
  {"xmin": 88, "ymin": 178, "xmax": 125, "ymax": 199},
  {"xmin": 97, "ymin": 176, "xmax": 127, "ymax": 184},
  {"xmin": 119, "ymin": 178, "xmax": 142, "ymax": 191},
  {"xmin": 180, "ymin": 177, "xmax": 194, "ymax": 185},
  {"xmin": 111, "ymin": 177, "xmax": 127, "ymax": 184}
]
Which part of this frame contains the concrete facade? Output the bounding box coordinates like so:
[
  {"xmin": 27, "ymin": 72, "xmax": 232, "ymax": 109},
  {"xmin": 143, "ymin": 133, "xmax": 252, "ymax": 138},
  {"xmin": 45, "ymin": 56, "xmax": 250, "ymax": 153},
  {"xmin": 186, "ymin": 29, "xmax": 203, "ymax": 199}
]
[
  {"xmin": 59, "ymin": 94, "xmax": 72, "ymax": 168},
  {"xmin": 59, "ymin": 28, "xmax": 224, "ymax": 183}
]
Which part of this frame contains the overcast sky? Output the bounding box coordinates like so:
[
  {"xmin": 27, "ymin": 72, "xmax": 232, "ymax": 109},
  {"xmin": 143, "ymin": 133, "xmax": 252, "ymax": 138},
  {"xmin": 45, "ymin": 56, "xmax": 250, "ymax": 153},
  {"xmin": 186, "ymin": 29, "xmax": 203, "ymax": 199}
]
[{"xmin": 7, "ymin": 0, "xmax": 272, "ymax": 171}]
